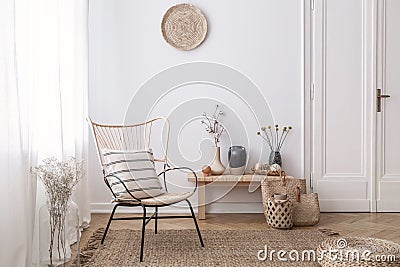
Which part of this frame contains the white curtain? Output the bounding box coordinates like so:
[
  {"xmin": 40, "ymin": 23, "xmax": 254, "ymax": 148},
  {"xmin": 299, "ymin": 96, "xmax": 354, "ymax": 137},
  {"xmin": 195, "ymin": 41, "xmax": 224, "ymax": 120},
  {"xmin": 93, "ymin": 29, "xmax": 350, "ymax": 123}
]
[{"xmin": 0, "ymin": 0, "xmax": 90, "ymax": 266}]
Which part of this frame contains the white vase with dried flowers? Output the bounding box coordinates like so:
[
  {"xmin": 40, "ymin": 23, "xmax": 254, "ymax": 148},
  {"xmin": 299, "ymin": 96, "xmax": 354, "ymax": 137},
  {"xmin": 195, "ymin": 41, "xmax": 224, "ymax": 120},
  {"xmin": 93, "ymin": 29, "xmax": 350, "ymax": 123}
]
[
  {"xmin": 257, "ymin": 124, "xmax": 292, "ymax": 167},
  {"xmin": 32, "ymin": 157, "xmax": 83, "ymax": 266},
  {"xmin": 201, "ymin": 105, "xmax": 226, "ymax": 175}
]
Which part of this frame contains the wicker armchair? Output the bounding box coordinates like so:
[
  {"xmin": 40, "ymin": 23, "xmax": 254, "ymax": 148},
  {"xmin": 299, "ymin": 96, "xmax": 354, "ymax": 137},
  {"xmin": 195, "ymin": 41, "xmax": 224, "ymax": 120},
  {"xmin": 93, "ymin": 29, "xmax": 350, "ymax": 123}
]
[{"xmin": 88, "ymin": 117, "xmax": 204, "ymax": 262}]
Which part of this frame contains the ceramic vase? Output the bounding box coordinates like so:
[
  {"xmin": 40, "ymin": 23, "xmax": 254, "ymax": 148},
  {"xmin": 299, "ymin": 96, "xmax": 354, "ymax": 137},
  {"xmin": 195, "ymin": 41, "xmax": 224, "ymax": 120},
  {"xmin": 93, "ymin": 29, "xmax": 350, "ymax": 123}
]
[
  {"xmin": 210, "ymin": 146, "xmax": 225, "ymax": 175},
  {"xmin": 228, "ymin": 146, "xmax": 247, "ymax": 175},
  {"xmin": 268, "ymin": 150, "xmax": 282, "ymax": 167}
]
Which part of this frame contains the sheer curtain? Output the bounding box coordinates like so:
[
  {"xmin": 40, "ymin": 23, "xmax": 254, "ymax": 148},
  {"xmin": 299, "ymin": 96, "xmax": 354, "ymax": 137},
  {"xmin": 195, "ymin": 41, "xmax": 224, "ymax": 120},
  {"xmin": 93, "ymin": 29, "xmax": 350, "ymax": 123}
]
[{"xmin": 0, "ymin": 0, "xmax": 90, "ymax": 266}]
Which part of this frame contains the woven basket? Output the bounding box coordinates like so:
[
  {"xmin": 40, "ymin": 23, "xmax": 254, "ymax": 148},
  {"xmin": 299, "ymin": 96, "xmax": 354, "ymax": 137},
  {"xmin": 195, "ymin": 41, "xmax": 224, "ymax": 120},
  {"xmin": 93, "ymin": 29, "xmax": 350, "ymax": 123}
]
[
  {"xmin": 318, "ymin": 236, "xmax": 400, "ymax": 266},
  {"xmin": 265, "ymin": 197, "xmax": 293, "ymax": 229},
  {"xmin": 261, "ymin": 171, "xmax": 306, "ymax": 203},
  {"xmin": 293, "ymin": 187, "xmax": 320, "ymax": 226}
]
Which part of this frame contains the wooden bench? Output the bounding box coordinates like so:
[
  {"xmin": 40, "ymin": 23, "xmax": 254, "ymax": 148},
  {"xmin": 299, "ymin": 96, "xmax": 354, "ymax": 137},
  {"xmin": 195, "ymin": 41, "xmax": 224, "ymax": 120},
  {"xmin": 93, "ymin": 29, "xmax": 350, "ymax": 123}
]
[{"xmin": 187, "ymin": 173, "xmax": 293, "ymax": 219}]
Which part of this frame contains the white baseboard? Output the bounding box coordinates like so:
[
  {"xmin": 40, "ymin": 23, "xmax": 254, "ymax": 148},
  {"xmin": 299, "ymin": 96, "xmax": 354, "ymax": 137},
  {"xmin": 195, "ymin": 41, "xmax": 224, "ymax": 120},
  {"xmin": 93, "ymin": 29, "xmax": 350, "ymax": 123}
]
[
  {"xmin": 377, "ymin": 200, "xmax": 400, "ymax": 212},
  {"xmin": 91, "ymin": 202, "xmax": 264, "ymax": 214},
  {"xmin": 319, "ymin": 200, "xmax": 370, "ymax": 212},
  {"xmin": 206, "ymin": 202, "xmax": 263, "ymax": 213},
  {"xmin": 93, "ymin": 200, "xmax": 374, "ymax": 214}
]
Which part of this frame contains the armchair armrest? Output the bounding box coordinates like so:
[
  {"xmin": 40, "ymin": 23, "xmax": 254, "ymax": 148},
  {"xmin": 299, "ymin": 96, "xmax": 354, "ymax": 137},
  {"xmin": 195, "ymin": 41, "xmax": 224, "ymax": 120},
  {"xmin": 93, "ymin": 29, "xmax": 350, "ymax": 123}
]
[
  {"xmin": 103, "ymin": 173, "xmax": 142, "ymax": 202},
  {"xmin": 158, "ymin": 167, "xmax": 198, "ymax": 194}
]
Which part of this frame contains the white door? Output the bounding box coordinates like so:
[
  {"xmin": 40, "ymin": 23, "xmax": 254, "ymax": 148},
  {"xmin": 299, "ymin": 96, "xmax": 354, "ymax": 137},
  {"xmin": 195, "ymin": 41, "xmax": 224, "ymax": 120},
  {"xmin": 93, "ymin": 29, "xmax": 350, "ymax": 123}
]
[
  {"xmin": 311, "ymin": 0, "xmax": 374, "ymax": 211},
  {"xmin": 310, "ymin": 0, "xmax": 400, "ymax": 212},
  {"xmin": 375, "ymin": 0, "xmax": 400, "ymax": 212}
]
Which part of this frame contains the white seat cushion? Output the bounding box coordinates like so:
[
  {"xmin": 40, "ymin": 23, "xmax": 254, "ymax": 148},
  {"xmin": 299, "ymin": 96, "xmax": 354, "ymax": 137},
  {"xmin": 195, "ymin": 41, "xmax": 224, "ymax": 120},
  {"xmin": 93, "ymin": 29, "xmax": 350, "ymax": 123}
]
[
  {"xmin": 102, "ymin": 149, "xmax": 164, "ymax": 200},
  {"xmin": 114, "ymin": 191, "xmax": 194, "ymax": 206}
]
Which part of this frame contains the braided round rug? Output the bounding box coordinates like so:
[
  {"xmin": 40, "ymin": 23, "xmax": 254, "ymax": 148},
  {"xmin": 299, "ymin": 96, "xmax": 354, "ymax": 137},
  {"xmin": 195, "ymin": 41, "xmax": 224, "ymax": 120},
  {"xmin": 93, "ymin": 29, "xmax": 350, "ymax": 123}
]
[
  {"xmin": 161, "ymin": 4, "xmax": 207, "ymax": 51},
  {"xmin": 77, "ymin": 228, "xmax": 340, "ymax": 266}
]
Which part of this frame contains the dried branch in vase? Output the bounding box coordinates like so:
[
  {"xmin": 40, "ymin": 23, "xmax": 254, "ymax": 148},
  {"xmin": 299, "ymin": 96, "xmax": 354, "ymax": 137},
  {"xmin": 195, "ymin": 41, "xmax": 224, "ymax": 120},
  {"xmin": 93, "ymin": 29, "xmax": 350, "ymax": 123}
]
[{"xmin": 201, "ymin": 105, "xmax": 226, "ymax": 147}]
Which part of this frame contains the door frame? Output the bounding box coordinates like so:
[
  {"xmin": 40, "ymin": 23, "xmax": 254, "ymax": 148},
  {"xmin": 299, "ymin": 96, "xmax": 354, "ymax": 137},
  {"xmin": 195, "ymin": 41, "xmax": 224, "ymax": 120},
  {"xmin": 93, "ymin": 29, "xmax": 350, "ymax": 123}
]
[
  {"xmin": 303, "ymin": 0, "xmax": 313, "ymax": 194},
  {"xmin": 374, "ymin": 0, "xmax": 400, "ymax": 212}
]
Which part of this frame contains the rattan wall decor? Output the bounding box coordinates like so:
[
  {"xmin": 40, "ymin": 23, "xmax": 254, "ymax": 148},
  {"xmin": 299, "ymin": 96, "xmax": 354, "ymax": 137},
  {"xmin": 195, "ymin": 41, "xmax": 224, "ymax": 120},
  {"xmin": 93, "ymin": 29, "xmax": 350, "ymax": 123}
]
[{"xmin": 161, "ymin": 4, "xmax": 208, "ymax": 51}]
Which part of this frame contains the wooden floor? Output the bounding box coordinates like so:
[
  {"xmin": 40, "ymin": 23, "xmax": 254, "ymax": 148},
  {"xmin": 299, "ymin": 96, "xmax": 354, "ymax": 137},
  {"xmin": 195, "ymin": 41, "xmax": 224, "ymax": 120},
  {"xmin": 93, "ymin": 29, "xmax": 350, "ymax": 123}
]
[{"xmin": 79, "ymin": 212, "xmax": 400, "ymax": 246}]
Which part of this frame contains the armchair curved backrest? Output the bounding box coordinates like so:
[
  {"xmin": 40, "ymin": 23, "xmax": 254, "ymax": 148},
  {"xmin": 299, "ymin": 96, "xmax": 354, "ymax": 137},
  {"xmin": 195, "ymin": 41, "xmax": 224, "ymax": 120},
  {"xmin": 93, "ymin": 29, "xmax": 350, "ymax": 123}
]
[{"xmin": 87, "ymin": 117, "xmax": 170, "ymax": 170}]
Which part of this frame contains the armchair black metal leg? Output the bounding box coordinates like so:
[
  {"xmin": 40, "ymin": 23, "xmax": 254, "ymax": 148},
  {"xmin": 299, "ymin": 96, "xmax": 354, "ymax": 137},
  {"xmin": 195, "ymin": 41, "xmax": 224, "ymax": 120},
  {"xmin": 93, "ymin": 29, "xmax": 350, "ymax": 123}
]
[
  {"xmin": 140, "ymin": 205, "xmax": 147, "ymax": 262},
  {"xmin": 155, "ymin": 207, "xmax": 158, "ymax": 234},
  {"xmin": 101, "ymin": 204, "xmax": 119, "ymax": 244},
  {"xmin": 186, "ymin": 200, "xmax": 204, "ymax": 247}
]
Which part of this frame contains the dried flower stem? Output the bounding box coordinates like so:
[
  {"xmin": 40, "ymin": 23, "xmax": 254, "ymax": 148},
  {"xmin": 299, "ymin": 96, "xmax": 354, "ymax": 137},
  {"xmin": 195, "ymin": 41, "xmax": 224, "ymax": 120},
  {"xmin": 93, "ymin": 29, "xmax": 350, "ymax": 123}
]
[
  {"xmin": 259, "ymin": 129, "xmax": 273, "ymax": 150},
  {"xmin": 278, "ymin": 129, "xmax": 291, "ymax": 150},
  {"xmin": 269, "ymin": 127, "xmax": 274, "ymax": 150},
  {"xmin": 258, "ymin": 124, "xmax": 292, "ymax": 152}
]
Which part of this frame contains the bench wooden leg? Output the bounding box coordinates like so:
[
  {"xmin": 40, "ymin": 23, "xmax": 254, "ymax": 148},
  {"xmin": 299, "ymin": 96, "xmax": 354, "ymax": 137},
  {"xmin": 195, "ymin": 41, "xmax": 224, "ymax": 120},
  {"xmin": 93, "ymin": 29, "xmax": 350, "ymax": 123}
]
[{"xmin": 198, "ymin": 181, "xmax": 206, "ymax": 220}]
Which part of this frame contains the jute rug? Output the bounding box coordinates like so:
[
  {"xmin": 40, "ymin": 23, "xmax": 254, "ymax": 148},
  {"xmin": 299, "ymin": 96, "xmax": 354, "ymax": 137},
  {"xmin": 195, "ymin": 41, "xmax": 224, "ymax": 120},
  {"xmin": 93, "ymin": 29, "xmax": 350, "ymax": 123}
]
[{"xmin": 79, "ymin": 228, "xmax": 338, "ymax": 266}]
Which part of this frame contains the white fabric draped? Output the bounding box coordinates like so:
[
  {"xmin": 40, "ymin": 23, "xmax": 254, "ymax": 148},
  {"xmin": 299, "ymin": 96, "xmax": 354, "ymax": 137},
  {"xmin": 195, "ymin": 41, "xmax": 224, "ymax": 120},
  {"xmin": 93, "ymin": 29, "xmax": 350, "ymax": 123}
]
[{"xmin": 0, "ymin": 0, "xmax": 90, "ymax": 266}]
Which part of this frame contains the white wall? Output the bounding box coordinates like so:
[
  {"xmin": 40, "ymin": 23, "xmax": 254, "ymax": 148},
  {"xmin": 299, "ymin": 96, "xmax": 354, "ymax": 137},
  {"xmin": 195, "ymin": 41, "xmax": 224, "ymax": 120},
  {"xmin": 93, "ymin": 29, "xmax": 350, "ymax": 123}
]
[{"xmin": 88, "ymin": 0, "xmax": 303, "ymax": 213}]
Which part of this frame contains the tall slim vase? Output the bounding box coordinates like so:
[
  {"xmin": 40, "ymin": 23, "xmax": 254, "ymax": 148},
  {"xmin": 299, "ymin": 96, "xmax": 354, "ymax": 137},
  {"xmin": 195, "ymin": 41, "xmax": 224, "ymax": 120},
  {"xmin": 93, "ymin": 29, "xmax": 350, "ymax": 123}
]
[
  {"xmin": 39, "ymin": 200, "xmax": 80, "ymax": 266},
  {"xmin": 210, "ymin": 146, "xmax": 225, "ymax": 175}
]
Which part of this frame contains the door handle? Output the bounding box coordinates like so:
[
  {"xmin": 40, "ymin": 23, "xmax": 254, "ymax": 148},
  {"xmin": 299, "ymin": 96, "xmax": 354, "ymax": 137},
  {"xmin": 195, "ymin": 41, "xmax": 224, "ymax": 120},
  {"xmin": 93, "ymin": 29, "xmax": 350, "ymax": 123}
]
[{"xmin": 377, "ymin": 89, "xmax": 390, "ymax": 112}]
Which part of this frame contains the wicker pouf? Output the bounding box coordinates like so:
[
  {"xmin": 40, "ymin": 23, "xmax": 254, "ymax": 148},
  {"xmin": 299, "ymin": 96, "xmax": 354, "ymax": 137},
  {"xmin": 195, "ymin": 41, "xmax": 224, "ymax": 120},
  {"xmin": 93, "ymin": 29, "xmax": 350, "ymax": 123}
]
[
  {"xmin": 318, "ymin": 236, "xmax": 400, "ymax": 266},
  {"xmin": 265, "ymin": 198, "xmax": 293, "ymax": 229}
]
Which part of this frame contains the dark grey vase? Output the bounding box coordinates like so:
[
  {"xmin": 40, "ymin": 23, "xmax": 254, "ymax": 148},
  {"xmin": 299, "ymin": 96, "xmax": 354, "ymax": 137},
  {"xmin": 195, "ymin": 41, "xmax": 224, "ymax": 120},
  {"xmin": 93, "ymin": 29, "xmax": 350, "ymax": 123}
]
[
  {"xmin": 228, "ymin": 146, "xmax": 247, "ymax": 174},
  {"xmin": 269, "ymin": 150, "xmax": 282, "ymax": 167}
]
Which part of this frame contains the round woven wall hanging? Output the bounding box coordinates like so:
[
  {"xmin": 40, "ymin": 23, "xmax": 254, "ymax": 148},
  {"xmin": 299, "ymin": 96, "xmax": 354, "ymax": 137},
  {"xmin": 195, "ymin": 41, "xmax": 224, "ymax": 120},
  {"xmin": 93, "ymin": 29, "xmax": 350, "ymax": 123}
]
[{"xmin": 161, "ymin": 4, "xmax": 208, "ymax": 51}]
